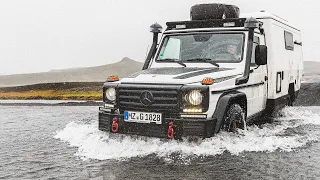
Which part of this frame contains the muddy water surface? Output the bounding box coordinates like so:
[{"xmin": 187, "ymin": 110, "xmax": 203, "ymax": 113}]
[{"xmin": 1, "ymin": 104, "xmax": 320, "ymax": 179}]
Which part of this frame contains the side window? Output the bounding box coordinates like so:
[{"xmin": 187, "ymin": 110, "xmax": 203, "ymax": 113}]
[
  {"xmin": 158, "ymin": 38, "xmax": 181, "ymax": 60},
  {"xmin": 251, "ymin": 36, "xmax": 260, "ymax": 66},
  {"xmin": 284, "ymin": 31, "xmax": 294, "ymax": 50}
]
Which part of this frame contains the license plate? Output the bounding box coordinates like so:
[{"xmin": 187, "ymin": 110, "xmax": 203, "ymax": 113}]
[{"xmin": 124, "ymin": 111, "xmax": 162, "ymax": 124}]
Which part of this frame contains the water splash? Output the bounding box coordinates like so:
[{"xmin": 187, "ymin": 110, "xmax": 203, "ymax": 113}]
[{"xmin": 54, "ymin": 107, "xmax": 320, "ymax": 161}]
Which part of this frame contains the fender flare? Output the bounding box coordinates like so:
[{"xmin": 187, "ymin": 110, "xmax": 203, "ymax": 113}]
[{"xmin": 212, "ymin": 91, "xmax": 247, "ymax": 134}]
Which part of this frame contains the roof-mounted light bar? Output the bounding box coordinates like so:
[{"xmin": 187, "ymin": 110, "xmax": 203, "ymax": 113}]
[
  {"xmin": 166, "ymin": 18, "xmax": 263, "ymax": 31},
  {"xmin": 166, "ymin": 18, "xmax": 247, "ymax": 30},
  {"xmin": 176, "ymin": 24, "xmax": 187, "ymax": 29},
  {"xmin": 223, "ymin": 22, "xmax": 236, "ymax": 27}
]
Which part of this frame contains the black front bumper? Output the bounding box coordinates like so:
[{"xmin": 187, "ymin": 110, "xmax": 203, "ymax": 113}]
[{"xmin": 99, "ymin": 110, "xmax": 217, "ymax": 139}]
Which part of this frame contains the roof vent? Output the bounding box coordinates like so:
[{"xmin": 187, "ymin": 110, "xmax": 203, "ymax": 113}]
[{"xmin": 190, "ymin": 3, "xmax": 240, "ymax": 20}]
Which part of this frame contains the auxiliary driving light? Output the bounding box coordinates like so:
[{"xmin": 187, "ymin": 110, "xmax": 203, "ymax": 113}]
[
  {"xmin": 104, "ymin": 103, "xmax": 114, "ymax": 108},
  {"xmin": 183, "ymin": 108, "xmax": 203, "ymax": 113},
  {"xmin": 105, "ymin": 88, "xmax": 116, "ymax": 101},
  {"xmin": 180, "ymin": 114, "xmax": 207, "ymax": 118},
  {"xmin": 176, "ymin": 24, "xmax": 186, "ymax": 29},
  {"xmin": 223, "ymin": 22, "xmax": 236, "ymax": 27}
]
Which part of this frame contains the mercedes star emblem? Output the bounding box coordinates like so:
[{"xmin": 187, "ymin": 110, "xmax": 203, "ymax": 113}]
[{"xmin": 140, "ymin": 91, "xmax": 154, "ymax": 106}]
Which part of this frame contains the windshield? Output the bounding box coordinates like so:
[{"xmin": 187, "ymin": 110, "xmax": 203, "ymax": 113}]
[{"xmin": 156, "ymin": 33, "xmax": 245, "ymax": 63}]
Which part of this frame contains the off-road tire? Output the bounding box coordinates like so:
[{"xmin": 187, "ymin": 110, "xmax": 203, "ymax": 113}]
[{"xmin": 222, "ymin": 104, "xmax": 246, "ymax": 132}]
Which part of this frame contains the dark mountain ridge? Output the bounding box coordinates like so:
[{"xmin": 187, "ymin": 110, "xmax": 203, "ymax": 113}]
[{"xmin": 0, "ymin": 57, "xmax": 143, "ymax": 87}]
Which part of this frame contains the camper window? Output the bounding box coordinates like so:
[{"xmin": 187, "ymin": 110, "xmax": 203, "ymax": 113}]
[{"xmin": 284, "ymin": 31, "xmax": 294, "ymax": 51}]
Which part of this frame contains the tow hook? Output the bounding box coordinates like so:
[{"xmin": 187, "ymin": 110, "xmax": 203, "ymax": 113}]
[
  {"xmin": 168, "ymin": 122, "xmax": 175, "ymax": 139},
  {"xmin": 111, "ymin": 117, "xmax": 119, "ymax": 133}
]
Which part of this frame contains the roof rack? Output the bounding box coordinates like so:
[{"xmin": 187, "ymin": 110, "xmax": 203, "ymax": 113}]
[{"xmin": 166, "ymin": 18, "xmax": 247, "ymax": 30}]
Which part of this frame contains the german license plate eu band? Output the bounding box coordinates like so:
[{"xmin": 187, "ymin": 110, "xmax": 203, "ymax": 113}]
[{"xmin": 124, "ymin": 111, "xmax": 162, "ymax": 124}]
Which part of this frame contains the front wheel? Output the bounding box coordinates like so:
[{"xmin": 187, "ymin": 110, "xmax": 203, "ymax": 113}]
[{"xmin": 222, "ymin": 104, "xmax": 247, "ymax": 132}]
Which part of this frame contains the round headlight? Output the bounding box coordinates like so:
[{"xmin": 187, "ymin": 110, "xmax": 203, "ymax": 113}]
[
  {"xmin": 187, "ymin": 90, "xmax": 203, "ymax": 105},
  {"xmin": 105, "ymin": 88, "xmax": 116, "ymax": 101}
]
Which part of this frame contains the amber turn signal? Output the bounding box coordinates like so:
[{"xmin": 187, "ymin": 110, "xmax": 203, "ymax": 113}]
[
  {"xmin": 107, "ymin": 75, "xmax": 119, "ymax": 82},
  {"xmin": 202, "ymin": 77, "xmax": 214, "ymax": 85}
]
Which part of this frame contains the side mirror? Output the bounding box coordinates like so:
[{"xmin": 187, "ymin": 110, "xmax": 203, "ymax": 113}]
[{"xmin": 255, "ymin": 45, "xmax": 267, "ymax": 65}]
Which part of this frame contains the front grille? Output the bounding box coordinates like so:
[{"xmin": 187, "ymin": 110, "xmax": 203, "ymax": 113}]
[{"xmin": 118, "ymin": 84, "xmax": 181, "ymax": 113}]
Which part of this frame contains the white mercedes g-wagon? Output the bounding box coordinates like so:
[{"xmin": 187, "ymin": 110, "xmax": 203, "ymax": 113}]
[{"xmin": 98, "ymin": 4, "xmax": 303, "ymax": 139}]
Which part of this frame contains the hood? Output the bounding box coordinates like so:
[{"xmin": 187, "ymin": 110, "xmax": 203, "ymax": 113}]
[{"xmin": 120, "ymin": 67, "xmax": 242, "ymax": 84}]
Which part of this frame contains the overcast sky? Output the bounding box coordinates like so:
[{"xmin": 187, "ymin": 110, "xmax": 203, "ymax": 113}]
[{"xmin": 0, "ymin": 0, "xmax": 319, "ymax": 75}]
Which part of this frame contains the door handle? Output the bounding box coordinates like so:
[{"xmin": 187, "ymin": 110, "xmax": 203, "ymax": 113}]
[{"xmin": 265, "ymin": 76, "xmax": 268, "ymax": 81}]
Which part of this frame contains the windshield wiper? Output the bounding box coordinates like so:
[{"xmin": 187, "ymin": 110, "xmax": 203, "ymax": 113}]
[
  {"xmin": 157, "ymin": 58, "xmax": 186, "ymax": 67},
  {"xmin": 184, "ymin": 58, "xmax": 220, "ymax": 68}
]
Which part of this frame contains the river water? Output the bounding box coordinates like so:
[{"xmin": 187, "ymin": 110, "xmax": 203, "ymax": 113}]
[{"xmin": 1, "ymin": 102, "xmax": 320, "ymax": 179}]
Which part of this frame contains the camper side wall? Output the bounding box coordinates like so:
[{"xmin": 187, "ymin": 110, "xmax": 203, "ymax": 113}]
[{"xmin": 262, "ymin": 18, "xmax": 303, "ymax": 100}]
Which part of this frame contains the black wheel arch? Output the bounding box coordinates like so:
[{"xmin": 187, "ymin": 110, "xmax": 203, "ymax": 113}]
[{"xmin": 212, "ymin": 91, "xmax": 247, "ymax": 134}]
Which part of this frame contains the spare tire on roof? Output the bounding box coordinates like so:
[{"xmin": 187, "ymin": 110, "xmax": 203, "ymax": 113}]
[{"xmin": 190, "ymin": 3, "xmax": 240, "ymax": 20}]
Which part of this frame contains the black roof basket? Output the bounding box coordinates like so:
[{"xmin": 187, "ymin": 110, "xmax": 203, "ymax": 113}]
[{"xmin": 166, "ymin": 18, "xmax": 247, "ymax": 31}]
